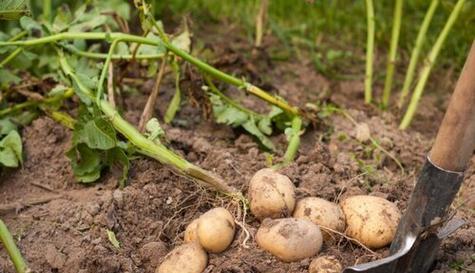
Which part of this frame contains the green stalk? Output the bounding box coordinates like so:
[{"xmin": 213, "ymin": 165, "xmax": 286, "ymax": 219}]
[
  {"xmin": 58, "ymin": 54, "xmax": 237, "ymax": 195},
  {"xmin": 61, "ymin": 44, "xmax": 164, "ymax": 60},
  {"xmin": 398, "ymin": 0, "xmax": 439, "ymax": 108},
  {"xmin": 283, "ymin": 116, "xmax": 302, "ymax": 165},
  {"xmin": 400, "ymin": 0, "xmax": 465, "ymax": 129},
  {"xmin": 382, "ymin": 0, "xmax": 403, "ymax": 108},
  {"xmin": 0, "ymin": 31, "xmax": 28, "ymax": 67},
  {"xmin": 364, "ymin": 0, "xmax": 375, "ymax": 104},
  {"xmin": 0, "ymin": 32, "xmax": 299, "ymax": 116},
  {"xmin": 42, "ymin": 0, "xmax": 52, "ymax": 23},
  {"xmin": 0, "ymin": 48, "xmax": 23, "ymax": 67},
  {"xmin": 96, "ymin": 39, "xmax": 121, "ymax": 105},
  {"xmin": 0, "ymin": 219, "xmax": 28, "ymax": 273}
]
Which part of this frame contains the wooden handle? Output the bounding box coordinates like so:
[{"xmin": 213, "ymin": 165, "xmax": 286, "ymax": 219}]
[{"xmin": 430, "ymin": 41, "xmax": 475, "ymax": 172}]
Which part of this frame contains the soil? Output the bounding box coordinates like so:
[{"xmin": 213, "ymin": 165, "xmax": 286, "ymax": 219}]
[{"xmin": 1, "ymin": 23, "xmax": 474, "ymax": 273}]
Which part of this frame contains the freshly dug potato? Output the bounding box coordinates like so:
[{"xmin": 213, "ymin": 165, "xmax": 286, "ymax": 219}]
[
  {"xmin": 248, "ymin": 168, "xmax": 296, "ymax": 220},
  {"xmin": 184, "ymin": 219, "xmax": 199, "ymax": 243},
  {"xmin": 197, "ymin": 207, "xmax": 235, "ymax": 253},
  {"xmin": 293, "ymin": 197, "xmax": 345, "ymax": 240},
  {"xmin": 340, "ymin": 195, "xmax": 401, "ymax": 249},
  {"xmin": 157, "ymin": 243, "xmax": 207, "ymax": 273},
  {"xmin": 309, "ymin": 256, "xmax": 342, "ymax": 273},
  {"xmin": 256, "ymin": 218, "xmax": 323, "ymax": 262}
]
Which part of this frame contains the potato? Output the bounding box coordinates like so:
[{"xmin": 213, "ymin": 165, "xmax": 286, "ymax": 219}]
[
  {"xmin": 309, "ymin": 256, "xmax": 342, "ymax": 273},
  {"xmin": 184, "ymin": 219, "xmax": 199, "ymax": 243},
  {"xmin": 248, "ymin": 168, "xmax": 296, "ymax": 220},
  {"xmin": 293, "ymin": 197, "xmax": 345, "ymax": 241},
  {"xmin": 256, "ymin": 218, "xmax": 323, "ymax": 262},
  {"xmin": 340, "ymin": 195, "xmax": 401, "ymax": 249},
  {"xmin": 157, "ymin": 243, "xmax": 207, "ymax": 273},
  {"xmin": 197, "ymin": 207, "xmax": 235, "ymax": 253}
]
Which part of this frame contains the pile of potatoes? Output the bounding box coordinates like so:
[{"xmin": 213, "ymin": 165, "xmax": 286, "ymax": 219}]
[
  {"xmin": 157, "ymin": 168, "xmax": 402, "ymax": 273},
  {"xmin": 250, "ymin": 168, "xmax": 402, "ymax": 265},
  {"xmin": 157, "ymin": 207, "xmax": 235, "ymax": 273}
]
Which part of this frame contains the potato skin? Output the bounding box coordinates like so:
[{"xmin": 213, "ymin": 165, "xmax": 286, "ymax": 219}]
[
  {"xmin": 340, "ymin": 195, "xmax": 401, "ymax": 249},
  {"xmin": 256, "ymin": 218, "xmax": 323, "ymax": 262},
  {"xmin": 293, "ymin": 197, "xmax": 345, "ymax": 240},
  {"xmin": 197, "ymin": 207, "xmax": 235, "ymax": 253},
  {"xmin": 157, "ymin": 243, "xmax": 207, "ymax": 273},
  {"xmin": 309, "ymin": 256, "xmax": 342, "ymax": 273},
  {"xmin": 184, "ymin": 219, "xmax": 199, "ymax": 243},
  {"xmin": 248, "ymin": 168, "xmax": 296, "ymax": 220}
]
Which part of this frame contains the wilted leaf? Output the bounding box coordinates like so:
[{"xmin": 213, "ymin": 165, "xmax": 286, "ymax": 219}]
[
  {"xmin": 145, "ymin": 118, "xmax": 165, "ymax": 142},
  {"xmin": 106, "ymin": 229, "xmax": 121, "ymax": 249},
  {"xmin": 76, "ymin": 118, "xmax": 117, "ymax": 150},
  {"xmin": 171, "ymin": 29, "xmax": 191, "ymax": 53}
]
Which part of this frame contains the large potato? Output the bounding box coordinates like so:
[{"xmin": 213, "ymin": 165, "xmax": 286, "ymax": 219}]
[
  {"xmin": 157, "ymin": 243, "xmax": 207, "ymax": 273},
  {"xmin": 256, "ymin": 218, "xmax": 323, "ymax": 262},
  {"xmin": 197, "ymin": 207, "xmax": 235, "ymax": 253},
  {"xmin": 293, "ymin": 197, "xmax": 345, "ymax": 240},
  {"xmin": 184, "ymin": 219, "xmax": 199, "ymax": 243},
  {"xmin": 309, "ymin": 256, "xmax": 342, "ymax": 273},
  {"xmin": 340, "ymin": 195, "xmax": 401, "ymax": 249},
  {"xmin": 248, "ymin": 168, "xmax": 296, "ymax": 220}
]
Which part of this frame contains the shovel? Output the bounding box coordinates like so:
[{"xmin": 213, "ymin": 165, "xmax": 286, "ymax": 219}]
[{"xmin": 343, "ymin": 41, "xmax": 475, "ymax": 273}]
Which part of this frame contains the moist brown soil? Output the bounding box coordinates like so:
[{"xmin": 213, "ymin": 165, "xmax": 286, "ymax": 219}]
[{"xmin": 1, "ymin": 23, "xmax": 474, "ymax": 273}]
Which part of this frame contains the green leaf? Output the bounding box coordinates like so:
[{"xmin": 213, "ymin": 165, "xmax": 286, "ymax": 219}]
[
  {"xmin": 0, "ymin": 0, "xmax": 30, "ymax": 20},
  {"xmin": 242, "ymin": 119, "xmax": 275, "ymax": 151},
  {"xmin": 209, "ymin": 94, "xmax": 248, "ymax": 126},
  {"xmin": 258, "ymin": 117, "xmax": 272, "ymax": 135},
  {"xmin": 0, "ymin": 119, "xmax": 17, "ymax": 136},
  {"xmin": 106, "ymin": 229, "xmax": 121, "ymax": 249},
  {"xmin": 164, "ymin": 62, "xmax": 181, "ymax": 123},
  {"xmin": 0, "ymin": 130, "xmax": 22, "ymax": 167},
  {"xmin": 77, "ymin": 118, "xmax": 117, "ymax": 150},
  {"xmin": 0, "ymin": 68, "xmax": 21, "ymax": 88},
  {"xmin": 19, "ymin": 16, "xmax": 42, "ymax": 33},
  {"xmin": 66, "ymin": 144, "xmax": 102, "ymax": 183}
]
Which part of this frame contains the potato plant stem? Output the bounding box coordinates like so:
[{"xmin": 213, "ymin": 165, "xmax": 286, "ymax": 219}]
[
  {"xmin": 364, "ymin": 0, "xmax": 375, "ymax": 104},
  {"xmin": 398, "ymin": 0, "xmax": 439, "ymax": 108},
  {"xmin": 382, "ymin": 0, "xmax": 403, "ymax": 108},
  {"xmin": 0, "ymin": 32, "xmax": 299, "ymax": 116},
  {"xmin": 58, "ymin": 55, "xmax": 237, "ymax": 195},
  {"xmin": 62, "ymin": 44, "xmax": 164, "ymax": 60},
  {"xmin": 399, "ymin": 0, "xmax": 465, "ymax": 130},
  {"xmin": 0, "ymin": 219, "xmax": 28, "ymax": 273},
  {"xmin": 283, "ymin": 116, "xmax": 302, "ymax": 165}
]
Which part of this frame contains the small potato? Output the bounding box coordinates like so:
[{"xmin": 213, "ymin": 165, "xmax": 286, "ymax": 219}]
[
  {"xmin": 197, "ymin": 207, "xmax": 235, "ymax": 253},
  {"xmin": 309, "ymin": 256, "xmax": 342, "ymax": 273},
  {"xmin": 340, "ymin": 195, "xmax": 401, "ymax": 249},
  {"xmin": 184, "ymin": 219, "xmax": 199, "ymax": 243},
  {"xmin": 293, "ymin": 197, "xmax": 346, "ymax": 240},
  {"xmin": 248, "ymin": 168, "xmax": 296, "ymax": 220},
  {"xmin": 256, "ymin": 218, "xmax": 323, "ymax": 262},
  {"xmin": 157, "ymin": 243, "xmax": 207, "ymax": 273}
]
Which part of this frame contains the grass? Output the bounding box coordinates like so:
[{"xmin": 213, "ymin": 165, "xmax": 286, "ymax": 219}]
[{"xmin": 155, "ymin": 0, "xmax": 475, "ymax": 108}]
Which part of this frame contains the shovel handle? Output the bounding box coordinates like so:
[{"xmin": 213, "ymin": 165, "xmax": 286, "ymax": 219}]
[{"xmin": 430, "ymin": 41, "xmax": 475, "ymax": 172}]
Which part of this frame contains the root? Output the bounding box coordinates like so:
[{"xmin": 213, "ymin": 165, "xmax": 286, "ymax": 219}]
[
  {"xmin": 234, "ymin": 198, "xmax": 251, "ymax": 249},
  {"xmin": 319, "ymin": 226, "xmax": 378, "ymax": 256}
]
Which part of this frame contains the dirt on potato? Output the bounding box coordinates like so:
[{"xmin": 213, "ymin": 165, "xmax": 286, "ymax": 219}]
[{"xmin": 1, "ymin": 24, "xmax": 474, "ymax": 273}]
